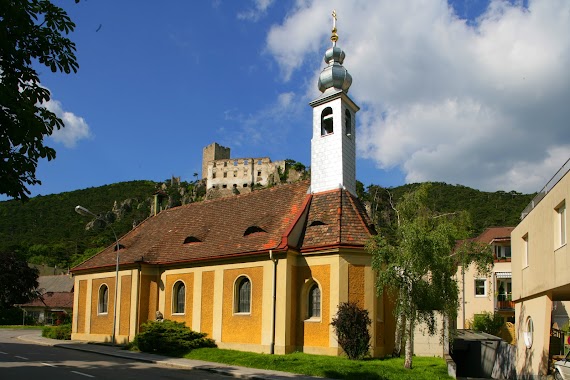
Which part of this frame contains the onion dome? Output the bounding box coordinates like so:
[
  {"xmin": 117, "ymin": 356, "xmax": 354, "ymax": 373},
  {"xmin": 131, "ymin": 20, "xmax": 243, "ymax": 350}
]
[{"xmin": 317, "ymin": 10, "xmax": 352, "ymax": 93}]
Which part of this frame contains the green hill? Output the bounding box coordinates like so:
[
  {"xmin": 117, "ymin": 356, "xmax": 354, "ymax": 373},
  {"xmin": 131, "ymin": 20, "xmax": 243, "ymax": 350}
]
[
  {"xmin": 0, "ymin": 180, "xmax": 158, "ymax": 268},
  {"xmin": 362, "ymin": 182, "xmax": 534, "ymax": 237},
  {"xmin": 0, "ymin": 179, "xmax": 534, "ymax": 270}
]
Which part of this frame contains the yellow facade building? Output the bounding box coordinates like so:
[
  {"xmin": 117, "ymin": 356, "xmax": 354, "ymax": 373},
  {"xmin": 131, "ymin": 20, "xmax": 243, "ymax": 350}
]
[
  {"xmin": 70, "ymin": 17, "xmax": 396, "ymax": 357},
  {"xmin": 512, "ymin": 159, "xmax": 570, "ymax": 378}
]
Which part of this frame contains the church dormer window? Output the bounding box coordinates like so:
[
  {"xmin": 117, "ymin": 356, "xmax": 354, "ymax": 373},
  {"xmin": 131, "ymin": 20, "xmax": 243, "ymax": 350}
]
[
  {"xmin": 244, "ymin": 226, "xmax": 266, "ymax": 236},
  {"xmin": 345, "ymin": 109, "xmax": 352, "ymax": 137},
  {"xmin": 321, "ymin": 107, "xmax": 333, "ymax": 136},
  {"xmin": 183, "ymin": 236, "xmax": 201, "ymax": 244}
]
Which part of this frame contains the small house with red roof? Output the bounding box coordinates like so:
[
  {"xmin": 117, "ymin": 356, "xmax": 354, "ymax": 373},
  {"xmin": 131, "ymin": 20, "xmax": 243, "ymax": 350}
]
[
  {"xmin": 70, "ymin": 17, "xmax": 396, "ymax": 356},
  {"xmin": 456, "ymin": 227, "xmax": 515, "ymax": 330},
  {"xmin": 19, "ymin": 275, "xmax": 74, "ymax": 325}
]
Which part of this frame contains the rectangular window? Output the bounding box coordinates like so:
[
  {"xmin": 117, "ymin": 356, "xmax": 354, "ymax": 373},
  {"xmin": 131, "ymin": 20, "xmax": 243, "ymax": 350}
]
[
  {"xmin": 557, "ymin": 203, "xmax": 566, "ymax": 246},
  {"xmin": 223, "ymin": 172, "xmax": 227, "ymax": 178},
  {"xmin": 244, "ymin": 160, "xmax": 248, "ymax": 165},
  {"xmin": 523, "ymin": 234, "xmax": 529, "ymax": 268},
  {"xmin": 475, "ymin": 279, "xmax": 486, "ymax": 297},
  {"xmin": 494, "ymin": 245, "xmax": 512, "ymax": 259}
]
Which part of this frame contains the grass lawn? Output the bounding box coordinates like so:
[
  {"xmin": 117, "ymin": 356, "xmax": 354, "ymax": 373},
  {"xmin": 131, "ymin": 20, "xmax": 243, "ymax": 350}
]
[
  {"xmin": 0, "ymin": 325, "xmax": 42, "ymax": 329},
  {"xmin": 185, "ymin": 349, "xmax": 452, "ymax": 380}
]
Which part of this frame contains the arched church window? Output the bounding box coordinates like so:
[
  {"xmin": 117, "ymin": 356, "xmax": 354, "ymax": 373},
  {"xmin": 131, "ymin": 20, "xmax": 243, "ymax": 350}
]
[
  {"xmin": 98, "ymin": 284, "xmax": 109, "ymax": 314},
  {"xmin": 173, "ymin": 281, "xmax": 185, "ymax": 314},
  {"xmin": 321, "ymin": 107, "xmax": 333, "ymax": 136},
  {"xmin": 308, "ymin": 283, "xmax": 321, "ymax": 318},
  {"xmin": 235, "ymin": 276, "xmax": 251, "ymax": 313},
  {"xmin": 345, "ymin": 109, "xmax": 352, "ymax": 137}
]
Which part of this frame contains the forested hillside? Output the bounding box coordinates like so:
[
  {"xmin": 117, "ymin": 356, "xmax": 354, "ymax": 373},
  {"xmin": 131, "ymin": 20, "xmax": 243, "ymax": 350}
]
[
  {"xmin": 0, "ymin": 179, "xmax": 534, "ymax": 270},
  {"xmin": 0, "ymin": 181, "xmax": 158, "ymax": 268},
  {"xmin": 362, "ymin": 182, "xmax": 534, "ymax": 237}
]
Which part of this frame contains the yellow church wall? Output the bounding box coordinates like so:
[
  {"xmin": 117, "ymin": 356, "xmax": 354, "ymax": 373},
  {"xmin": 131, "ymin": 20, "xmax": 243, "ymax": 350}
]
[
  {"xmin": 139, "ymin": 273, "xmax": 159, "ymax": 325},
  {"xmin": 70, "ymin": 250, "xmax": 391, "ymax": 356},
  {"xmin": 201, "ymin": 270, "xmax": 215, "ymax": 337},
  {"xmin": 339, "ymin": 252, "xmax": 395, "ymax": 357},
  {"xmin": 221, "ymin": 266, "xmax": 263, "ymax": 344},
  {"xmin": 164, "ymin": 273, "xmax": 194, "ymax": 327},
  {"xmin": 77, "ymin": 280, "xmax": 87, "ymax": 334},
  {"xmin": 295, "ymin": 262, "xmax": 331, "ymax": 349},
  {"xmin": 90, "ymin": 277, "xmax": 114, "ymax": 335},
  {"xmin": 348, "ymin": 264, "xmax": 365, "ymax": 308},
  {"xmin": 119, "ymin": 275, "xmax": 131, "ymax": 336}
]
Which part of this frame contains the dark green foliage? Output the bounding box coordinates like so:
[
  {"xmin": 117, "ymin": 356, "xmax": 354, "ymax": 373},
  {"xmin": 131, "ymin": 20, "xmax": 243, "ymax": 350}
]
[
  {"xmin": 42, "ymin": 323, "xmax": 71, "ymax": 340},
  {"xmin": 471, "ymin": 312, "xmax": 504, "ymax": 336},
  {"xmin": 0, "ymin": 0, "xmax": 79, "ymax": 200},
  {"xmin": 331, "ymin": 302, "xmax": 372, "ymax": 360},
  {"xmin": 364, "ymin": 182, "xmax": 534, "ymax": 236},
  {"xmin": 0, "ymin": 307, "xmax": 25, "ymax": 325},
  {"xmin": 0, "ymin": 251, "xmax": 39, "ymax": 309},
  {"xmin": 0, "ymin": 181, "xmax": 157, "ymax": 269},
  {"xmin": 134, "ymin": 320, "xmax": 216, "ymax": 355}
]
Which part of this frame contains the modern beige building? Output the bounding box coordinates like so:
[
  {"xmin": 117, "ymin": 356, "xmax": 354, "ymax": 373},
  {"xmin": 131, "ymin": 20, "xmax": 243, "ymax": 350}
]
[
  {"xmin": 456, "ymin": 227, "xmax": 515, "ymax": 329},
  {"xmin": 512, "ymin": 158, "xmax": 570, "ymax": 378},
  {"xmin": 70, "ymin": 19, "xmax": 397, "ymax": 357}
]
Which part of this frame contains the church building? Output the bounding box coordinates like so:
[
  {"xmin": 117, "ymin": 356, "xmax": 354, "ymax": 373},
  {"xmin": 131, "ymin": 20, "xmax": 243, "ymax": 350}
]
[{"xmin": 71, "ymin": 14, "xmax": 395, "ymax": 356}]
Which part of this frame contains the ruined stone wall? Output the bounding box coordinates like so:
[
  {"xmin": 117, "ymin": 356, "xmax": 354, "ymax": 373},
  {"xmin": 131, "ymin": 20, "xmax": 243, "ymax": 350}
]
[
  {"xmin": 202, "ymin": 143, "xmax": 230, "ymax": 179},
  {"xmin": 206, "ymin": 157, "xmax": 282, "ymax": 193}
]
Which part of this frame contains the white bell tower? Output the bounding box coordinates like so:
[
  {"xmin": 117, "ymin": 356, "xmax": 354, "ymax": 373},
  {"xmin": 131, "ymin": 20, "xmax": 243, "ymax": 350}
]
[{"xmin": 310, "ymin": 10, "xmax": 359, "ymax": 196}]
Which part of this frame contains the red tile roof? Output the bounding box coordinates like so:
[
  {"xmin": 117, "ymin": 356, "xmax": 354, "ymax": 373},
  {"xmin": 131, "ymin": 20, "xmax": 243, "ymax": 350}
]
[
  {"xmin": 473, "ymin": 227, "xmax": 514, "ymax": 244},
  {"xmin": 72, "ymin": 181, "xmax": 374, "ymax": 273},
  {"xmin": 300, "ymin": 188, "xmax": 375, "ymax": 251},
  {"xmin": 19, "ymin": 292, "xmax": 73, "ymax": 309}
]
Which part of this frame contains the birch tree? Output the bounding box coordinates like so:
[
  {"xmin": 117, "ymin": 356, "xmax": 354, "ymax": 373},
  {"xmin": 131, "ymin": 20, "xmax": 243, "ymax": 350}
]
[{"xmin": 367, "ymin": 183, "xmax": 492, "ymax": 369}]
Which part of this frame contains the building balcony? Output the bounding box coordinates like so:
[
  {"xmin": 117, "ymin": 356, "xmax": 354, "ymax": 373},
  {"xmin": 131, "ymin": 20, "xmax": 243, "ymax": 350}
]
[{"xmin": 496, "ymin": 292, "xmax": 514, "ymax": 310}]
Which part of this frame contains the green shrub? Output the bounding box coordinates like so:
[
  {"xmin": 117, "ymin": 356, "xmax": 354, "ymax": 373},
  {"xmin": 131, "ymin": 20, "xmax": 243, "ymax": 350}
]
[
  {"xmin": 42, "ymin": 323, "xmax": 71, "ymax": 340},
  {"xmin": 0, "ymin": 307, "xmax": 25, "ymax": 325},
  {"xmin": 471, "ymin": 312, "xmax": 504, "ymax": 336},
  {"xmin": 331, "ymin": 302, "xmax": 371, "ymax": 360},
  {"xmin": 134, "ymin": 320, "xmax": 216, "ymax": 355}
]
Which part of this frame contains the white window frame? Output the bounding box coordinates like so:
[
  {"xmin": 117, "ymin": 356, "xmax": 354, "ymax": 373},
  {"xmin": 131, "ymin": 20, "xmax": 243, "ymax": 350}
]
[
  {"xmin": 474, "ymin": 278, "xmax": 487, "ymax": 297},
  {"xmin": 307, "ymin": 282, "xmax": 322, "ymax": 320},
  {"xmin": 98, "ymin": 284, "xmax": 109, "ymax": 315},
  {"xmin": 234, "ymin": 276, "xmax": 252, "ymax": 315},
  {"xmin": 523, "ymin": 234, "xmax": 529, "ymax": 268},
  {"xmin": 523, "ymin": 316, "xmax": 534, "ymax": 348},
  {"xmin": 172, "ymin": 280, "xmax": 186, "ymax": 315},
  {"xmin": 557, "ymin": 202, "xmax": 566, "ymax": 247}
]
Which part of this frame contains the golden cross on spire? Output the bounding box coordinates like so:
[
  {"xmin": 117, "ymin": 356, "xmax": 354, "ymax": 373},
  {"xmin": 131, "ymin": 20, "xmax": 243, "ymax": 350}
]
[{"xmin": 330, "ymin": 9, "xmax": 338, "ymax": 44}]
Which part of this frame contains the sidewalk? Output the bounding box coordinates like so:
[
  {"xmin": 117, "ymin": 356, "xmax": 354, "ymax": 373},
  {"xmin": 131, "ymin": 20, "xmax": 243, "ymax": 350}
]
[{"xmin": 17, "ymin": 331, "xmax": 329, "ymax": 380}]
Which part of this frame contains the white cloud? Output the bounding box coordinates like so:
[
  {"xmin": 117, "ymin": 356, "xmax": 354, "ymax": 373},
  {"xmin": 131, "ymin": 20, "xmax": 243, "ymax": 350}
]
[
  {"xmin": 238, "ymin": 0, "xmax": 275, "ymax": 22},
  {"xmin": 265, "ymin": 0, "xmax": 570, "ymax": 192},
  {"xmin": 45, "ymin": 98, "xmax": 91, "ymax": 148}
]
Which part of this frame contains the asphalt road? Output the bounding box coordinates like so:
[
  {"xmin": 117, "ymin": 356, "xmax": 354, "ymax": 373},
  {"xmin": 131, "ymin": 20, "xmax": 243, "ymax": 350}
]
[{"xmin": 0, "ymin": 329, "xmax": 224, "ymax": 379}]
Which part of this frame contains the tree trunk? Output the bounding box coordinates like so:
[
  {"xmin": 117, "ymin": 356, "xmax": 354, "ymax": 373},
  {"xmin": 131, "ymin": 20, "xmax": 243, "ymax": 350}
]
[
  {"xmin": 392, "ymin": 311, "xmax": 404, "ymax": 357},
  {"xmin": 404, "ymin": 313, "xmax": 414, "ymax": 369}
]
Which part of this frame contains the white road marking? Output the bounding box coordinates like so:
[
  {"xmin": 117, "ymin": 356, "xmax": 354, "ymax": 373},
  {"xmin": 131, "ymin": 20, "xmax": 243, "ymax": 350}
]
[
  {"xmin": 71, "ymin": 371, "xmax": 95, "ymax": 378},
  {"xmin": 15, "ymin": 355, "xmax": 28, "ymax": 360},
  {"xmin": 41, "ymin": 362, "xmax": 57, "ymax": 367},
  {"xmin": 0, "ymin": 351, "xmax": 7, "ymax": 354}
]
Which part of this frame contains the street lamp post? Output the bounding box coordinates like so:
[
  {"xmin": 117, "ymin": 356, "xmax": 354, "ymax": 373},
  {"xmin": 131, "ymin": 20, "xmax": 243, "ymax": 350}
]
[{"xmin": 75, "ymin": 205, "xmax": 120, "ymax": 346}]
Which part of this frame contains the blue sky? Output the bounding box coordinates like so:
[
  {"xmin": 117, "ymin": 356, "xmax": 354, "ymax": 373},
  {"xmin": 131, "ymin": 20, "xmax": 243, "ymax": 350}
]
[{"xmin": 8, "ymin": 0, "xmax": 570, "ymax": 200}]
